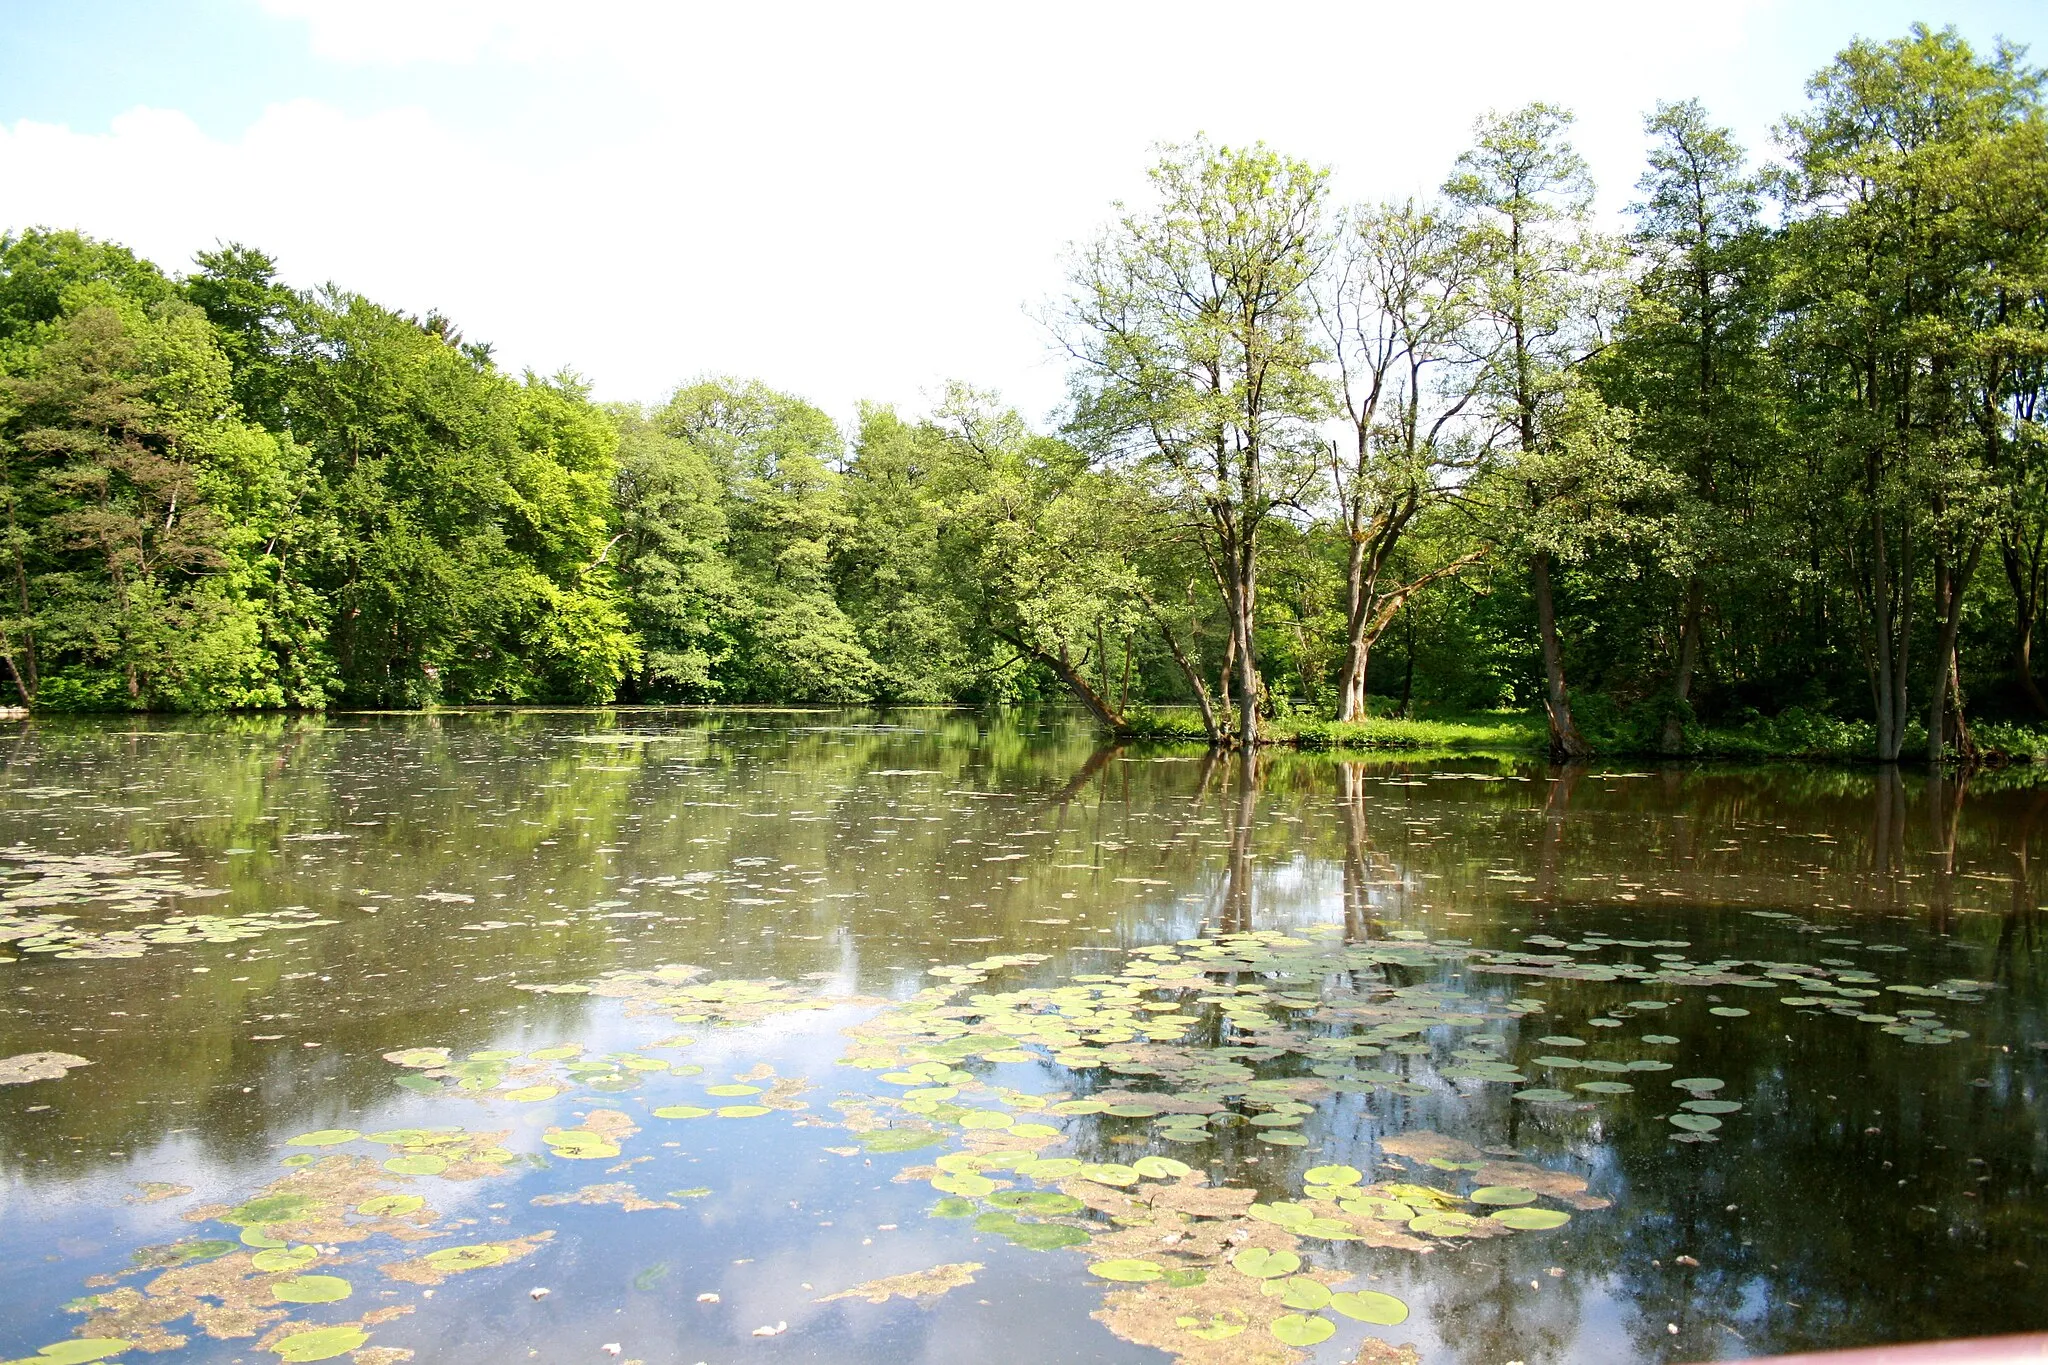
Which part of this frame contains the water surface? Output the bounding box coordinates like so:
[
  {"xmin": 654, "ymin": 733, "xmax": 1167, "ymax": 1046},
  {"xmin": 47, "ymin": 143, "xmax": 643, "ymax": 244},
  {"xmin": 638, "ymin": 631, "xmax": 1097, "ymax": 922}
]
[{"xmin": 0, "ymin": 710, "xmax": 2042, "ymax": 1364}]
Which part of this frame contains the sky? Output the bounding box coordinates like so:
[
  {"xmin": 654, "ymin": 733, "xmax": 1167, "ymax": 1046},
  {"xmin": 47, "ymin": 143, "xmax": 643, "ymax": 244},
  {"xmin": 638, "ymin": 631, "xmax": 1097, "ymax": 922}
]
[{"xmin": 2, "ymin": 0, "xmax": 2044, "ymax": 427}]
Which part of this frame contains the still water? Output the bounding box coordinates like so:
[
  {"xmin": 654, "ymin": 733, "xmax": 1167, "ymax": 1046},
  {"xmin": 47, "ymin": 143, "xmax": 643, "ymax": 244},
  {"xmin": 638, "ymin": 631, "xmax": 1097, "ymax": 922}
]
[{"xmin": 0, "ymin": 708, "xmax": 2041, "ymax": 1365}]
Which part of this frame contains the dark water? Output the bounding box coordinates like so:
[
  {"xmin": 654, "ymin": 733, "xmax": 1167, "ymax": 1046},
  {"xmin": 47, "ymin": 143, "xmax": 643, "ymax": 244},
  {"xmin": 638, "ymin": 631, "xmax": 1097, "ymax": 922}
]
[{"xmin": 0, "ymin": 709, "xmax": 2041, "ymax": 1365}]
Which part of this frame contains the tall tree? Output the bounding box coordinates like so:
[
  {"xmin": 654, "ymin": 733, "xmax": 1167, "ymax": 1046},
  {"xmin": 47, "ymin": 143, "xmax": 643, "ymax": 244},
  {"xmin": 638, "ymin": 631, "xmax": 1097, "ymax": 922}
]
[
  {"xmin": 1447, "ymin": 104, "xmax": 1623, "ymax": 758},
  {"xmin": 1777, "ymin": 24, "xmax": 2047, "ymax": 760},
  {"xmin": 1063, "ymin": 137, "xmax": 1331, "ymax": 746},
  {"xmin": 1316, "ymin": 197, "xmax": 1489, "ymax": 722},
  {"xmin": 1609, "ymin": 100, "xmax": 1777, "ymax": 752}
]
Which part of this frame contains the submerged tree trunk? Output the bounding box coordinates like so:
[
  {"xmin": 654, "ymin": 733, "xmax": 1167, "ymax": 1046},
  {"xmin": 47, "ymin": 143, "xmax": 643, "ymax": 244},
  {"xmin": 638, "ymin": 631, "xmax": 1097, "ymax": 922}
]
[
  {"xmin": 1133, "ymin": 585, "xmax": 1220, "ymax": 744},
  {"xmin": 1532, "ymin": 552, "xmax": 1591, "ymax": 759},
  {"xmin": 1002, "ymin": 632, "xmax": 1126, "ymax": 734},
  {"xmin": 1659, "ymin": 577, "xmax": 1704, "ymax": 754},
  {"xmin": 1926, "ymin": 531, "xmax": 1985, "ymax": 764},
  {"xmin": 2003, "ymin": 529, "xmax": 2048, "ymax": 716}
]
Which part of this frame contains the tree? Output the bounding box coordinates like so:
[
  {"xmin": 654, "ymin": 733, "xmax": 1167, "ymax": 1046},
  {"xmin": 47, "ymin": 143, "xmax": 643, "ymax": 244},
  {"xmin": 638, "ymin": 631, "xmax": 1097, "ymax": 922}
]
[
  {"xmin": 1776, "ymin": 24, "xmax": 2047, "ymax": 760},
  {"xmin": 1063, "ymin": 137, "xmax": 1332, "ymax": 746},
  {"xmin": 656, "ymin": 377, "xmax": 876, "ymax": 701},
  {"xmin": 1606, "ymin": 100, "xmax": 1778, "ymax": 752},
  {"xmin": 1447, "ymin": 104, "xmax": 1625, "ymax": 758},
  {"xmin": 1316, "ymin": 197, "xmax": 1490, "ymax": 721}
]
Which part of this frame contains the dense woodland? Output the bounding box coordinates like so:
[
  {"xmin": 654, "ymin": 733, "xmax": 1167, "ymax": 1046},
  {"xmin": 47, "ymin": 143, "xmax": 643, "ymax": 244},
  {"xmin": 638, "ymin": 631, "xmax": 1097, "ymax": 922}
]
[{"xmin": 1, "ymin": 25, "xmax": 2044, "ymax": 760}]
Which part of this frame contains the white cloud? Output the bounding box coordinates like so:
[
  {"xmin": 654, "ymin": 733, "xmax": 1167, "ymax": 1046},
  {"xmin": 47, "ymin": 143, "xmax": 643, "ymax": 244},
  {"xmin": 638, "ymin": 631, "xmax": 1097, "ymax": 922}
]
[{"xmin": 8, "ymin": 1, "xmax": 1835, "ymax": 426}]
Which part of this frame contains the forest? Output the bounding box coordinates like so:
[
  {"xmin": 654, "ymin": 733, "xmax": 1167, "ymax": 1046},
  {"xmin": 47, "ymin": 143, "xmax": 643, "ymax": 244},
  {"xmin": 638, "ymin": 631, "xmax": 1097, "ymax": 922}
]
[{"xmin": 0, "ymin": 24, "xmax": 2043, "ymax": 762}]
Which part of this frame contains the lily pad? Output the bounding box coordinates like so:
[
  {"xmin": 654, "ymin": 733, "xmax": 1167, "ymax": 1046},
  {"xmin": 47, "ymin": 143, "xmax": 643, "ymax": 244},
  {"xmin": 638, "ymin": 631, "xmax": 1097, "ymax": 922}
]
[
  {"xmin": 1331, "ymin": 1289, "xmax": 1410, "ymax": 1325},
  {"xmin": 1231, "ymin": 1247, "xmax": 1300, "ymax": 1279},
  {"xmin": 1469, "ymin": 1186, "xmax": 1539, "ymax": 1206},
  {"xmin": 858, "ymin": 1128, "xmax": 946, "ymax": 1153},
  {"xmin": 1489, "ymin": 1206, "xmax": 1571, "ymax": 1230},
  {"xmin": 224, "ymin": 1195, "xmax": 315, "ymax": 1226},
  {"xmin": 1305, "ymin": 1164, "xmax": 1362, "ymax": 1186},
  {"xmin": 1513, "ymin": 1088, "xmax": 1575, "ymax": 1102},
  {"xmin": 16, "ymin": 1341, "xmax": 133, "ymax": 1364},
  {"xmin": 1709, "ymin": 1007, "xmax": 1750, "ymax": 1018},
  {"xmin": 357, "ymin": 1195, "xmax": 425, "ymax": 1217},
  {"xmin": 1673, "ymin": 1077, "xmax": 1725, "ymax": 1093},
  {"xmin": 653, "ymin": 1105, "xmax": 713, "ymax": 1119},
  {"xmin": 930, "ymin": 1197, "xmax": 977, "ymax": 1218},
  {"xmin": 250, "ymin": 1244, "xmax": 319, "ymax": 1272},
  {"xmin": 1274, "ymin": 1276, "xmax": 1332, "ymax": 1311},
  {"xmin": 384, "ymin": 1154, "xmax": 448, "ymax": 1176},
  {"xmin": 271, "ymin": 1325, "xmax": 370, "ymax": 1362},
  {"xmin": 1089, "ymin": 1258, "xmax": 1165, "ymax": 1282},
  {"xmin": 382, "ymin": 1048, "xmax": 450, "ymax": 1069},
  {"xmin": 424, "ymin": 1244, "xmax": 511, "ymax": 1272},
  {"xmin": 988, "ymin": 1190, "xmax": 1084, "ymax": 1215},
  {"xmin": 1270, "ymin": 1314, "xmax": 1335, "ymax": 1347},
  {"xmin": 1670, "ymin": 1113, "xmax": 1723, "ymax": 1133},
  {"xmin": 1575, "ymin": 1081, "xmax": 1634, "ymax": 1094},
  {"xmin": 285, "ymin": 1129, "xmax": 359, "ymax": 1147},
  {"xmin": 272, "ymin": 1274, "xmax": 352, "ymax": 1304},
  {"xmin": 1132, "ymin": 1156, "xmax": 1191, "ymax": 1180}
]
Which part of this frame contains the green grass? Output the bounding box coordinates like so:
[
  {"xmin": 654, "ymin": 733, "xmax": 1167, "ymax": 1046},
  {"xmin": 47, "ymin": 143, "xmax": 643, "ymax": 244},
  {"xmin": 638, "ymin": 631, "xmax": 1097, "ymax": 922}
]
[{"xmin": 1125, "ymin": 701, "xmax": 2048, "ymax": 764}]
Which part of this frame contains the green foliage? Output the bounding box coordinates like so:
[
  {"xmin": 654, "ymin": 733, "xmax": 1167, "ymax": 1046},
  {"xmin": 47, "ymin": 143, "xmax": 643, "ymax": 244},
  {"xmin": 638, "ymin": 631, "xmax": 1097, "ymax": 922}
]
[{"xmin": 3, "ymin": 23, "xmax": 2044, "ymax": 759}]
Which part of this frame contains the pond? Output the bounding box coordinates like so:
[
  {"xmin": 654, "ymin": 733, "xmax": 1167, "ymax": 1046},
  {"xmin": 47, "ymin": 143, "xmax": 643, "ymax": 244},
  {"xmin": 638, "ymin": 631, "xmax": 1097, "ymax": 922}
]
[{"xmin": 0, "ymin": 708, "xmax": 2042, "ymax": 1365}]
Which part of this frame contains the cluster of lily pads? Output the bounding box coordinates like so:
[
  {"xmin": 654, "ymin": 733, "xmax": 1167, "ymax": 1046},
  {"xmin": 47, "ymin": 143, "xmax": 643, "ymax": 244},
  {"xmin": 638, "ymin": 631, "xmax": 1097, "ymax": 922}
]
[
  {"xmin": 0, "ymin": 847, "xmax": 330, "ymax": 962},
  {"xmin": 18, "ymin": 911, "xmax": 1997, "ymax": 1365}
]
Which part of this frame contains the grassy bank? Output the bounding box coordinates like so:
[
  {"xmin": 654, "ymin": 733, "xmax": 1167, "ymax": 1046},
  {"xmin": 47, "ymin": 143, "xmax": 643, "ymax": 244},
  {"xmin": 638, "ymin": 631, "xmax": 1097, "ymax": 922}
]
[{"xmin": 1123, "ymin": 704, "xmax": 2048, "ymax": 764}]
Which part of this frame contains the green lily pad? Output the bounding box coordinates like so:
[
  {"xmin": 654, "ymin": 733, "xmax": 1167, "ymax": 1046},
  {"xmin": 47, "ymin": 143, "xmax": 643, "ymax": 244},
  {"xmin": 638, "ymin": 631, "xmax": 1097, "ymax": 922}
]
[
  {"xmin": 503, "ymin": 1085, "xmax": 559, "ymax": 1102},
  {"xmin": 653, "ymin": 1104, "xmax": 712, "ymax": 1120},
  {"xmin": 716, "ymin": 1105, "xmax": 771, "ymax": 1118},
  {"xmin": 357, "ymin": 1195, "xmax": 425, "ymax": 1217},
  {"xmin": 1175, "ymin": 1308, "xmax": 1248, "ymax": 1341},
  {"xmin": 1682, "ymin": 1099, "xmax": 1743, "ymax": 1114},
  {"xmin": 384, "ymin": 1154, "xmax": 448, "ymax": 1176},
  {"xmin": 17, "ymin": 1341, "xmax": 133, "ymax": 1364},
  {"xmin": 271, "ymin": 1325, "xmax": 370, "ymax": 1361},
  {"xmin": 1670, "ymin": 1113, "xmax": 1723, "ymax": 1132},
  {"xmin": 988, "ymin": 1190, "xmax": 1084, "ymax": 1215},
  {"xmin": 382, "ymin": 1048, "xmax": 450, "ymax": 1069},
  {"xmin": 1132, "ymin": 1156, "xmax": 1191, "ymax": 1180},
  {"xmin": 1305, "ymin": 1164, "xmax": 1362, "ymax": 1186},
  {"xmin": 1576, "ymin": 1081, "xmax": 1634, "ymax": 1094},
  {"xmin": 1274, "ymin": 1277, "xmax": 1332, "ymax": 1311},
  {"xmin": 1642, "ymin": 1034, "xmax": 1680, "ymax": 1045},
  {"xmin": 858, "ymin": 1128, "xmax": 946, "ymax": 1153},
  {"xmin": 1709, "ymin": 1007, "xmax": 1750, "ymax": 1018},
  {"xmin": 1231, "ymin": 1247, "xmax": 1300, "ymax": 1279},
  {"xmin": 1089, "ymin": 1258, "xmax": 1165, "ymax": 1282},
  {"xmin": 931, "ymin": 1173, "xmax": 996, "ymax": 1198},
  {"xmin": 1513, "ymin": 1088, "xmax": 1575, "ymax": 1102},
  {"xmin": 1469, "ymin": 1186, "xmax": 1539, "ymax": 1206},
  {"xmin": 705, "ymin": 1083, "xmax": 761, "ymax": 1097},
  {"xmin": 1489, "ymin": 1207, "xmax": 1571, "ymax": 1230},
  {"xmin": 285, "ymin": 1129, "xmax": 359, "ymax": 1148},
  {"xmin": 1340, "ymin": 1197, "xmax": 1414, "ymax": 1221},
  {"xmin": 1258, "ymin": 1131, "xmax": 1309, "ymax": 1147},
  {"xmin": 1016, "ymin": 1157, "xmax": 1083, "ymax": 1179},
  {"xmin": 223, "ymin": 1195, "xmax": 315, "ymax": 1226},
  {"xmin": 133, "ymin": 1239, "xmax": 235, "ymax": 1268},
  {"xmin": 1331, "ymin": 1289, "xmax": 1410, "ymax": 1325},
  {"xmin": 250, "ymin": 1245, "xmax": 319, "ymax": 1272},
  {"xmin": 1270, "ymin": 1314, "xmax": 1335, "ymax": 1346},
  {"xmin": 1077, "ymin": 1163, "xmax": 1139, "ymax": 1186},
  {"xmin": 930, "ymin": 1197, "xmax": 977, "ymax": 1218},
  {"xmin": 272, "ymin": 1274, "xmax": 352, "ymax": 1304},
  {"xmin": 1673, "ymin": 1077, "xmax": 1724, "ymax": 1092},
  {"xmin": 424, "ymin": 1244, "xmax": 510, "ymax": 1272}
]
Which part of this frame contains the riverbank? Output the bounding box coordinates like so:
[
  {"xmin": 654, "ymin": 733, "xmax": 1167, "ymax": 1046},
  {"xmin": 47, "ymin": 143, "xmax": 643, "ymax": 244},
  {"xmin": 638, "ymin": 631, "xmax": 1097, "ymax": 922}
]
[{"xmin": 1123, "ymin": 704, "xmax": 2048, "ymax": 764}]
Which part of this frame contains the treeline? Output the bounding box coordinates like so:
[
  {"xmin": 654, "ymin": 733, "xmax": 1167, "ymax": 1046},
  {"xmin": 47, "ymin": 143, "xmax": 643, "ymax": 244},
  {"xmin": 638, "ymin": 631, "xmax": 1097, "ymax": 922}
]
[{"xmin": 2, "ymin": 25, "xmax": 2045, "ymax": 762}]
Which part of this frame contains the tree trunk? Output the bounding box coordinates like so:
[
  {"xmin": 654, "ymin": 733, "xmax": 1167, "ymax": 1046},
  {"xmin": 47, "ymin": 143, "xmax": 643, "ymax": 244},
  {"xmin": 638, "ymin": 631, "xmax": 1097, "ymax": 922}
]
[
  {"xmin": 1004, "ymin": 633, "xmax": 1125, "ymax": 734},
  {"xmin": 1531, "ymin": 551, "xmax": 1591, "ymax": 759},
  {"xmin": 1234, "ymin": 566, "xmax": 1259, "ymax": 749},
  {"xmin": 1926, "ymin": 533, "xmax": 1984, "ymax": 763},
  {"xmin": 1133, "ymin": 586, "xmax": 1220, "ymax": 745},
  {"xmin": 2002, "ymin": 533, "xmax": 2048, "ymax": 716},
  {"xmin": 1659, "ymin": 576, "xmax": 1704, "ymax": 754}
]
